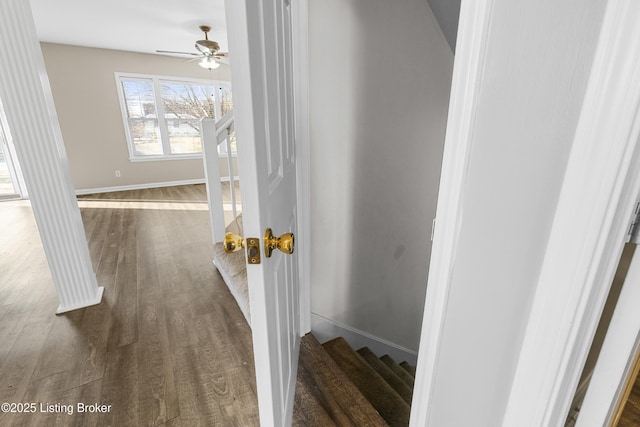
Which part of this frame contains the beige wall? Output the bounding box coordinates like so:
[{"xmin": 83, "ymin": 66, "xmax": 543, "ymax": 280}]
[
  {"xmin": 309, "ymin": 0, "xmax": 454, "ymax": 351},
  {"xmin": 41, "ymin": 43, "xmax": 231, "ymax": 191}
]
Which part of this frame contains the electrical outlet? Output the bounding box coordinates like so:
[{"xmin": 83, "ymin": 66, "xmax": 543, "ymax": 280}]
[{"xmin": 115, "ymin": 170, "xmax": 121, "ymax": 178}]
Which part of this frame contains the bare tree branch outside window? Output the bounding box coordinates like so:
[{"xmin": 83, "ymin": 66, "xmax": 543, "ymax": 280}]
[
  {"xmin": 118, "ymin": 75, "xmax": 233, "ymax": 158},
  {"xmin": 161, "ymin": 83, "xmax": 216, "ymax": 132}
]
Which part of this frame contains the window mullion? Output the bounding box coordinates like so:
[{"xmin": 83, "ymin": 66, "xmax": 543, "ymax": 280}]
[{"xmin": 153, "ymin": 78, "xmax": 171, "ymax": 155}]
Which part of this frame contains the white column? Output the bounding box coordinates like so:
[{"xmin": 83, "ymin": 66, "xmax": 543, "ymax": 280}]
[{"xmin": 0, "ymin": 0, "xmax": 103, "ymax": 313}]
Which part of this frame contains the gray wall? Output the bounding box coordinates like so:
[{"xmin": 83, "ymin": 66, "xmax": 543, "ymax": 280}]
[
  {"xmin": 426, "ymin": 0, "xmax": 608, "ymax": 424},
  {"xmin": 41, "ymin": 43, "xmax": 231, "ymax": 191},
  {"xmin": 427, "ymin": 0, "xmax": 461, "ymax": 52},
  {"xmin": 309, "ymin": 0, "xmax": 454, "ymax": 351}
]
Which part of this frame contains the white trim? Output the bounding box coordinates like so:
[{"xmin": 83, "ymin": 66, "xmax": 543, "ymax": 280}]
[
  {"xmin": 0, "ymin": 100, "xmax": 27, "ymax": 198},
  {"xmin": 220, "ymin": 176, "xmax": 241, "ymax": 182},
  {"xmin": 0, "ymin": 114, "xmax": 20, "ymax": 197},
  {"xmin": 577, "ymin": 247, "xmax": 640, "ymax": 427},
  {"xmin": 311, "ymin": 313, "xmax": 418, "ymax": 366},
  {"xmin": 153, "ymin": 77, "xmax": 172, "ymax": 156},
  {"xmin": 74, "ymin": 178, "xmax": 206, "ymax": 195},
  {"xmin": 56, "ymin": 286, "xmax": 104, "ymax": 314},
  {"xmin": 115, "ymin": 71, "xmax": 231, "ymax": 87},
  {"xmin": 503, "ymin": 1, "xmax": 640, "ymax": 424},
  {"xmin": 128, "ymin": 154, "xmax": 203, "ymax": 162},
  {"xmin": 292, "ymin": 0, "xmax": 311, "ymax": 336},
  {"xmin": 409, "ymin": 0, "xmax": 494, "ymax": 425},
  {"xmin": 128, "ymin": 153, "xmax": 237, "ymax": 162}
]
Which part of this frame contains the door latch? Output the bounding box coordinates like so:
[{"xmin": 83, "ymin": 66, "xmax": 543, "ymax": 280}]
[{"xmin": 224, "ymin": 232, "xmax": 261, "ymax": 264}]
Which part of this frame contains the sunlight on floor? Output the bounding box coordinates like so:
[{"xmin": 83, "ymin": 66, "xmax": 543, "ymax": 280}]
[
  {"xmin": 1, "ymin": 198, "xmax": 242, "ymax": 212},
  {"xmin": 76, "ymin": 199, "xmax": 210, "ymax": 210}
]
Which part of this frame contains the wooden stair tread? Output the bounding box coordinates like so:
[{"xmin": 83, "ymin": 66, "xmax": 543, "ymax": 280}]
[
  {"xmin": 399, "ymin": 361, "xmax": 416, "ymax": 378},
  {"xmin": 380, "ymin": 355, "xmax": 415, "ymax": 388},
  {"xmin": 293, "ymin": 358, "xmax": 343, "ymax": 426},
  {"xmin": 323, "ymin": 337, "xmax": 410, "ymax": 427},
  {"xmin": 357, "ymin": 347, "xmax": 413, "ymax": 405},
  {"xmin": 293, "ymin": 334, "xmax": 387, "ymax": 426}
]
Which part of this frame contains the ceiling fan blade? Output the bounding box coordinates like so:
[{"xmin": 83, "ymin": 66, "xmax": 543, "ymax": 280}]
[{"xmin": 156, "ymin": 50, "xmax": 200, "ymax": 56}]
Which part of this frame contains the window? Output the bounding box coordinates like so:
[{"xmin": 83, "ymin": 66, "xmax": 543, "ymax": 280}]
[{"xmin": 116, "ymin": 73, "xmax": 233, "ymax": 161}]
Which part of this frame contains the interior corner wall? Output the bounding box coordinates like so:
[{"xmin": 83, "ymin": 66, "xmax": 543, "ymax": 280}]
[
  {"xmin": 40, "ymin": 43, "xmax": 231, "ymax": 191},
  {"xmin": 308, "ymin": 0, "xmax": 454, "ymax": 351},
  {"xmin": 427, "ymin": 0, "xmax": 461, "ymax": 52}
]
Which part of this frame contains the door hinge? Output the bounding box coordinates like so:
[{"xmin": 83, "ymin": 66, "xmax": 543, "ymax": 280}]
[{"xmin": 627, "ymin": 201, "xmax": 640, "ymax": 244}]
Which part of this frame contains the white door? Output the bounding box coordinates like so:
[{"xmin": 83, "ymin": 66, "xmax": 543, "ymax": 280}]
[{"xmin": 225, "ymin": 0, "xmax": 301, "ymax": 425}]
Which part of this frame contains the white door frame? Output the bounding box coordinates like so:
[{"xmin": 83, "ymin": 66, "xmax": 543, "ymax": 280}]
[
  {"xmin": 0, "ymin": 106, "xmax": 27, "ymax": 198},
  {"xmin": 291, "ymin": 0, "xmax": 311, "ymax": 335},
  {"xmin": 409, "ymin": 0, "xmax": 495, "ymax": 424},
  {"xmin": 410, "ymin": 0, "xmax": 640, "ymax": 425}
]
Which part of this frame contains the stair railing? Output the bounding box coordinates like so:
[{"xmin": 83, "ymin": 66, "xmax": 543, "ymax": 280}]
[{"xmin": 201, "ymin": 110, "xmax": 239, "ymax": 244}]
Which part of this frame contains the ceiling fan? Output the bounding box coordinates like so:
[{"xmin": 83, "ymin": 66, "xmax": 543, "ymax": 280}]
[{"xmin": 156, "ymin": 25, "xmax": 229, "ymax": 70}]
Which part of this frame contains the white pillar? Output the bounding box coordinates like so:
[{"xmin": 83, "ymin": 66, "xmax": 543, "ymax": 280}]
[
  {"xmin": 201, "ymin": 118, "xmax": 226, "ymax": 243},
  {"xmin": 0, "ymin": 0, "xmax": 103, "ymax": 313}
]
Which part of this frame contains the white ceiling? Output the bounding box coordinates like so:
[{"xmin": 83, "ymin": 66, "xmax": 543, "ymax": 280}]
[{"xmin": 29, "ymin": 0, "xmax": 229, "ymax": 56}]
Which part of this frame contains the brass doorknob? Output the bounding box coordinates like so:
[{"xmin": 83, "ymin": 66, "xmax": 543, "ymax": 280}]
[
  {"xmin": 224, "ymin": 232, "xmax": 245, "ymax": 253},
  {"xmin": 264, "ymin": 228, "xmax": 295, "ymax": 257}
]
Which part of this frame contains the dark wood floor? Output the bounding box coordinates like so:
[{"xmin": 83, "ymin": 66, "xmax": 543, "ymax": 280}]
[
  {"xmin": 618, "ymin": 364, "xmax": 640, "ymax": 426},
  {"xmin": 0, "ymin": 184, "xmax": 259, "ymax": 426}
]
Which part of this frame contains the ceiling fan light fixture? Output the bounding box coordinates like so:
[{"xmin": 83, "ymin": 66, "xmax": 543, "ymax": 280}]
[{"xmin": 198, "ymin": 56, "xmax": 220, "ymax": 70}]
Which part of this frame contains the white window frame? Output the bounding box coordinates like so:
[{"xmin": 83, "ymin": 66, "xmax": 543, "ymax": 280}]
[{"xmin": 115, "ymin": 72, "xmax": 232, "ymax": 162}]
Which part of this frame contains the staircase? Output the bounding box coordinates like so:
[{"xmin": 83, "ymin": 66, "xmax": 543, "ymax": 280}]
[
  {"xmin": 293, "ymin": 334, "xmax": 415, "ymax": 427},
  {"xmin": 212, "ymin": 248, "xmax": 416, "ymax": 425},
  {"xmin": 204, "ymin": 116, "xmax": 416, "ymax": 425},
  {"xmin": 212, "ymin": 244, "xmax": 416, "ymax": 426}
]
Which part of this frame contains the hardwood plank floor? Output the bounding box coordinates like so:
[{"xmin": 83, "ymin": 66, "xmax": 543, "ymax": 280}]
[
  {"xmin": 0, "ymin": 184, "xmax": 259, "ymax": 426},
  {"xmin": 618, "ymin": 368, "xmax": 640, "ymax": 426}
]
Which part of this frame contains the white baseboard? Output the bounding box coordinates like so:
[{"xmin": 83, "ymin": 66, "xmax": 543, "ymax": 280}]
[
  {"xmin": 311, "ymin": 313, "xmax": 418, "ymax": 365},
  {"xmin": 75, "ymin": 177, "xmax": 241, "ymax": 196},
  {"xmin": 74, "ymin": 179, "xmax": 206, "ymax": 195}
]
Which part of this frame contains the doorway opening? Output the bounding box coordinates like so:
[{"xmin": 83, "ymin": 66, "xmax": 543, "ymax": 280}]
[{"xmin": 0, "ymin": 120, "xmax": 25, "ymax": 200}]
